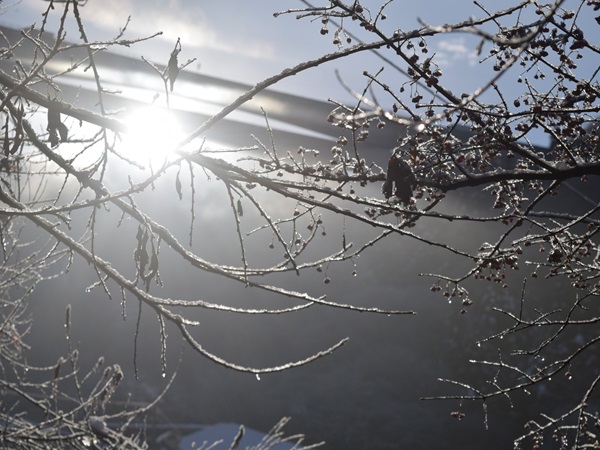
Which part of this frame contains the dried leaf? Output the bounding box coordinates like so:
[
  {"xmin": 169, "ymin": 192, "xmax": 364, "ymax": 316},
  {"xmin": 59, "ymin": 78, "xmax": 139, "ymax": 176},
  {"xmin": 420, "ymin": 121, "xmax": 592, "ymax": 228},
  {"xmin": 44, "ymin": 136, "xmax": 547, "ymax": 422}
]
[
  {"xmin": 8, "ymin": 104, "xmax": 24, "ymax": 155},
  {"xmin": 175, "ymin": 169, "xmax": 183, "ymax": 200},
  {"xmin": 168, "ymin": 38, "xmax": 182, "ymax": 92},
  {"xmin": 47, "ymin": 100, "xmax": 68, "ymax": 146},
  {"xmin": 384, "ymin": 155, "xmax": 415, "ymax": 205}
]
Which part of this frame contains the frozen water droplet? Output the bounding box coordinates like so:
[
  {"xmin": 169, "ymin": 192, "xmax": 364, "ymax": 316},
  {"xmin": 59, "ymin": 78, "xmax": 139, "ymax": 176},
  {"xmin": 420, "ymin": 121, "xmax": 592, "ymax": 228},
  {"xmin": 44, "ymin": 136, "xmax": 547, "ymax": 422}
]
[
  {"xmin": 162, "ymin": 372, "xmax": 166, "ymax": 378},
  {"xmin": 255, "ymin": 373, "xmax": 261, "ymax": 381},
  {"xmin": 477, "ymin": 342, "xmax": 481, "ymax": 347}
]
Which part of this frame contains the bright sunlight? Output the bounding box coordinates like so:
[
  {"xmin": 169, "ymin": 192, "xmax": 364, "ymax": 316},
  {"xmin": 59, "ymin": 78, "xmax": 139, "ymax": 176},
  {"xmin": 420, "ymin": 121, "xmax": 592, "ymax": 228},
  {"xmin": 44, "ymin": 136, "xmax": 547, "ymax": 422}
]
[{"xmin": 121, "ymin": 106, "xmax": 184, "ymax": 167}]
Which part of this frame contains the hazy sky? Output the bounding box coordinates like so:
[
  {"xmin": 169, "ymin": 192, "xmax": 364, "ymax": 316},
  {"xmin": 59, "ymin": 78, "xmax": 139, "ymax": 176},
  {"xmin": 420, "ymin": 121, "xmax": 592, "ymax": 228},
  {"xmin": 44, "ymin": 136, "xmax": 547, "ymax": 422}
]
[
  {"xmin": 0, "ymin": 0, "xmax": 516, "ymax": 101},
  {"xmin": 3, "ymin": 0, "xmax": 597, "ymax": 104},
  {"xmin": 2, "ymin": 0, "xmax": 596, "ymax": 150}
]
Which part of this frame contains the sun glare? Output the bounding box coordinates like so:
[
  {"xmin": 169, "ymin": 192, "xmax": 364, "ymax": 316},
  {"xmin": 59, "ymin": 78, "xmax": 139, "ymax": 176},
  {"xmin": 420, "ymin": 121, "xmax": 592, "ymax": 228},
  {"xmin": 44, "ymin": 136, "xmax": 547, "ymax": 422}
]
[{"xmin": 121, "ymin": 106, "xmax": 183, "ymax": 167}]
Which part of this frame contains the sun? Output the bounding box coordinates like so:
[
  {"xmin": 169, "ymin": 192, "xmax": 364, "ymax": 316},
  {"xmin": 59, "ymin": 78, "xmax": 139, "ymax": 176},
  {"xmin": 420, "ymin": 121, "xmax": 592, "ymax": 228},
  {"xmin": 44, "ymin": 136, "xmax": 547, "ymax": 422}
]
[{"xmin": 121, "ymin": 106, "xmax": 183, "ymax": 167}]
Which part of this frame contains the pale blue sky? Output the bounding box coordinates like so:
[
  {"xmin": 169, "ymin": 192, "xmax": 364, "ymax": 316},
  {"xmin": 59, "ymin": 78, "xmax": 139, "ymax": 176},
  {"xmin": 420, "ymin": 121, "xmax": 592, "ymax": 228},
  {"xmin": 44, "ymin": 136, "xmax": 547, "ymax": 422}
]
[
  {"xmin": 2, "ymin": 0, "xmax": 596, "ymax": 148},
  {"xmin": 1, "ymin": 0, "xmax": 518, "ymax": 101}
]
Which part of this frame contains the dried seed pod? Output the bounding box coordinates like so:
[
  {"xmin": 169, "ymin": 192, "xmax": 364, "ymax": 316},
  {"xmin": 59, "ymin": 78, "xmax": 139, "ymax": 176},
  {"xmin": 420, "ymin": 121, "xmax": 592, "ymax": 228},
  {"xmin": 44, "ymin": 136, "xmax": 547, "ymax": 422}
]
[
  {"xmin": 47, "ymin": 100, "xmax": 68, "ymax": 146},
  {"xmin": 383, "ymin": 154, "xmax": 415, "ymax": 205}
]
